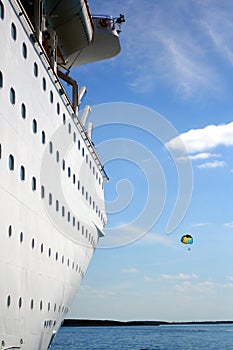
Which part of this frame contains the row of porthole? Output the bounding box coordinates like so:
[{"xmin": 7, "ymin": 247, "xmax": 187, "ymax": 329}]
[
  {"xmin": 6, "ymin": 294, "xmax": 69, "ymax": 315},
  {"xmin": 0, "ymin": 68, "xmax": 104, "ymax": 189},
  {"xmin": 7, "ymin": 224, "xmax": 85, "ymax": 276},
  {"xmin": 6, "ymin": 150, "xmax": 98, "ymax": 246},
  {"xmin": 0, "ymin": 11, "xmax": 104, "ymax": 188}
]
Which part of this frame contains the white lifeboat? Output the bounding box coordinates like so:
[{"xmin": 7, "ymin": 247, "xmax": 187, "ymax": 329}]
[{"xmin": 60, "ymin": 16, "xmax": 123, "ymax": 69}]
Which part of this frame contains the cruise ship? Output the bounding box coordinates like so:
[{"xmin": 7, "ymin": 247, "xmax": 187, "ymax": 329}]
[{"xmin": 0, "ymin": 0, "xmax": 124, "ymax": 349}]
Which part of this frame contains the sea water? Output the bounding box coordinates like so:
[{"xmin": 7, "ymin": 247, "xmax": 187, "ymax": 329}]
[{"xmin": 51, "ymin": 324, "xmax": 233, "ymax": 349}]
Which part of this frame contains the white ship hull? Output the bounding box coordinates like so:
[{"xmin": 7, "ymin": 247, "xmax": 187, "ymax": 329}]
[{"xmin": 0, "ymin": 0, "xmax": 117, "ymax": 348}]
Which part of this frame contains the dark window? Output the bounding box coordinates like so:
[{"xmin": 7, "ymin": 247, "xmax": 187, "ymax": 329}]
[
  {"xmin": 0, "ymin": 71, "xmax": 3, "ymax": 88},
  {"xmin": 20, "ymin": 165, "xmax": 25, "ymax": 181},
  {"xmin": 10, "ymin": 87, "xmax": 16, "ymax": 105},
  {"xmin": 7, "ymin": 295, "xmax": 11, "ymax": 308},
  {"xmin": 34, "ymin": 62, "xmax": 38, "ymax": 77},
  {"xmin": 32, "ymin": 119, "xmax": 37, "ymax": 133},
  {"xmin": 42, "ymin": 77, "xmax": 46, "ymax": 91},
  {"xmin": 22, "ymin": 42, "xmax": 27, "ymax": 58},
  {"xmin": 9, "ymin": 154, "xmax": 14, "ymax": 170},
  {"xmin": 0, "ymin": 1, "xmax": 4, "ymax": 20},
  {"xmin": 41, "ymin": 131, "xmax": 46, "ymax": 144},
  {"xmin": 32, "ymin": 176, "xmax": 36, "ymax": 191},
  {"xmin": 11, "ymin": 23, "xmax": 17, "ymax": 40},
  {"xmin": 21, "ymin": 103, "xmax": 26, "ymax": 119},
  {"xmin": 41, "ymin": 185, "xmax": 45, "ymax": 198},
  {"xmin": 18, "ymin": 297, "xmax": 22, "ymax": 309},
  {"xmin": 50, "ymin": 90, "xmax": 53, "ymax": 103}
]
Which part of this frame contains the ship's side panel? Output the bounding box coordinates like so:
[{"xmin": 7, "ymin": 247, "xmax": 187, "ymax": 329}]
[{"xmin": 0, "ymin": 1, "xmax": 106, "ymax": 349}]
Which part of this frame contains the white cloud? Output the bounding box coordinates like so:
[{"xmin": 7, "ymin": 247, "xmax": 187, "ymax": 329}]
[
  {"xmin": 224, "ymin": 221, "xmax": 233, "ymax": 228},
  {"xmin": 121, "ymin": 267, "xmax": 139, "ymax": 274},
  {"xmin": 161, "ymin": 273, "xmax": 198, "ymax": 281},
  {"xmin": 179, "ymin": 152, "xmax": 220, "ymax": 161},
  {"xmin": 192, "ymin": 222, "xmax": 208, "ymax": 227},
  {"xmin": 197, "ymin": 160, "xmax": 226, "ymax": 169},
  {"xmin": 167, "ymin": 122, "xmax": 233, "ymax": 154}
]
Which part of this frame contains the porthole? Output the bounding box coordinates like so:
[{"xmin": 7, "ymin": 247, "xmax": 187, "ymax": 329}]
[
  {"xmin": 8, "ymin": 225, "xmax": 12, "ymax": 237},
  {"xmin": 33, "ymin": 62, "xmax": 38, "ymax": 77},
  {"xmin": 49, "ymin": 141, "xmax": 53, "ymax": 154},
  {"xmin": 41, "ymin": 130, "xmax": 46, "ymax": 144},
  {"xmin": 56, "ymin": 150, "xmax": 59, "ymax": 162},
  {"xmin": 42, "ymin": 77, "xmax": 46, "ymax": 91},
  {"xmin": 41, "ymin": 185, "xmax": 45, "ymax": 198},
  {"xmin": 32, "ymin": 177, "xmax": 36, "ymax": 191},
  {"xmin": 18, "ymin": 297, "xmax": 22, "ymax": 309},
  {"xmin": 9, "ymin": 154, "xmax": 14, "ymax": 170},
  {"xmin": 21, "ymin": 103, "xmax": 26, "ymax": 119},
  {"xmin": 10, "ymin": 87, "xmax": 16, "ymax": 105},
  {"xmin": 31, "ymin": 238, "xmax": 35, "ymax": 249},
  {"xmin": 55, "ymin": 252, "xmax": 58, "ymax": 261},
  {"xmin": 0, "ymin": 1, "xmax": 4, "ymax": 20},
  {"xmin": 11, "ymin": 23, "xmax": 17, "ymax": 40},
  {"xmin": 0, "ymin": 71, "xmax": 3, "ymax": 88},
  {"xmin": 63, "ymin": 113, "xmax": 66, "ymax": 124},
  {"xmin": 20, "ymin": 231, "xmax": 23, "ymax": 243},
  {"xmin": 20, "ymin": 165, "xmax": 25, "ymax": 181},
  {"xmin": 22, "ymin": 42, "xmax": 27, "ymax": 58},
  {"xmin": 7, "ymin": 295, "xmax": 11, "ymax": 308},
  {"xmin": 73, "ymin": 174, "xmax": 75, "ymax": 184},
  {"xmin": 32, "ymin": 119, "xmax": 37, "ymax": 133},
  {"xmin": 40, "ymin": 243, "xmax": 44, "ymax": 253},
  {"xmin": 68, "ymin": 167, "xmax": 71, "ymax": 177},
  {"xmin": 40, "ymin": 300, "xmax": 43, "ymax": 310},
  {"xmin": 48, "ymin": 248, "xmax": 51, "ymax": 257},
  {"xmin": 50, "ymin": 90, "xmax": 53, "ymax": 103},
  {"xmin": 30, "ymin": 299, "xmax": 34, "ymax": 310},
  {"xmin": 62, "ymin": 159, "xmax": 65, "ymax": 170}
]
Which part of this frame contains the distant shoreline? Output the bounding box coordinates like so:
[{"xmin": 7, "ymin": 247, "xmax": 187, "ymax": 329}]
[{"xmin": 62, "ymin": 319, "xmax": 233, "ymax": 327}]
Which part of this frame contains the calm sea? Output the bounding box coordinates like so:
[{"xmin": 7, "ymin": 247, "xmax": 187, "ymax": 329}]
[{"xmin": 51, "ymin": 324, "xmax": 233, "ymax": 349}]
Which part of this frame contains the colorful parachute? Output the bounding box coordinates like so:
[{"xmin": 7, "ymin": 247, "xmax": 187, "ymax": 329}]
[{"xmin": 181, "ymin": 234, "xmax": 193, "ymax": 246}]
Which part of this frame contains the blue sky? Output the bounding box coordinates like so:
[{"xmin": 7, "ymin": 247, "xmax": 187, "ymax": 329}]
[{"xmin": 67, "ymin": 0, "xmax": 233, "ymax": 322}]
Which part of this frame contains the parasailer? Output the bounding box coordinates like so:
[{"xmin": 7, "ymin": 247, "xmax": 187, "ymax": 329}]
[{"xmin": 181, "ymin": 234, "xmax": 193, "ymax": 250}]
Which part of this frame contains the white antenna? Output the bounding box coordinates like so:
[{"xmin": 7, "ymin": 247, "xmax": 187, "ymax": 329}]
[
  {"xmin": 78, "ymin": 86, "xmax": 87, "ymax": 106},
  {"xmin": 81, "ymin": 105, "xmax": 91, "ymax": 126},
  {"xmin": 87, "ymin": 122, "xmax": 93, "ymax": 139}
]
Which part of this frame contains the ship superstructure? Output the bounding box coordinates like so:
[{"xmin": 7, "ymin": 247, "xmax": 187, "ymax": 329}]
[{"xmin": 0, "ymin": 0, "xmax": 123, "ymax": 349}]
